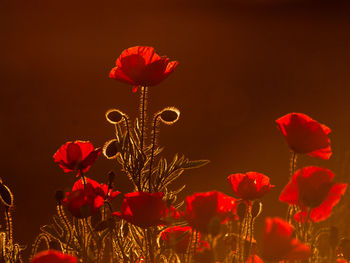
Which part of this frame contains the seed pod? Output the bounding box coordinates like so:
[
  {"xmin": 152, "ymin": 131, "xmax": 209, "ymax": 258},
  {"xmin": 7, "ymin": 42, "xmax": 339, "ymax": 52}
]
[
  {"xmin": 0, "ymin": 183, "xmax": 14, "ymax": 208},
  {"xmin": 158, "ymin": 107, "xmax": 180, "ymax": 125},
  {"xmin": 105, "ymin": 109, "xmax": 124, "ymax": 124},
  {"xmin": 251, "ymin": 201, "xmax": 262, "ymax": 219},
  {"xmin": 236, "ymin": 202, "xmax": 246, "ymax": 222},
  {"xmin": 103, "ymin": 139, "xmax": 120, "ymax": 159}
]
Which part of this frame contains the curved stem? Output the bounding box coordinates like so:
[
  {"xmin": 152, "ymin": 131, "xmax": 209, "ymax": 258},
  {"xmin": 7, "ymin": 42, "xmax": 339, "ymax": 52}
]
[{"xmin": 148, "ymin": 114, "xmax": 161, "ymax": 192}]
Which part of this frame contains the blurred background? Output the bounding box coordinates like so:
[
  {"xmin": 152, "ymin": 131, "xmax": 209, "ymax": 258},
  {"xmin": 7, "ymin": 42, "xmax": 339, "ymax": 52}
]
[{"xmin": 2, "ymin": 0, "xmax": 350, "ymax": 257}]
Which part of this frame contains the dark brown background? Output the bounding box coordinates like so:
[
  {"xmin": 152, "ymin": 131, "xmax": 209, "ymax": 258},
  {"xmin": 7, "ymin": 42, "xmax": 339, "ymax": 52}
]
[{"xmin": 2, "ymin": 0, "xmax": 350, "ymax": 257}]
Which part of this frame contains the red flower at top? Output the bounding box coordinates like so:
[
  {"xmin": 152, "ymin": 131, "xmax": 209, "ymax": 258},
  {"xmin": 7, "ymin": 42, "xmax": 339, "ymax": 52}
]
[
  {"xmin": 276, "ymin": 113, "xmax": 332, "ymax": 159},
  {"xmin": 261, "ymin": 217, "xmax": 311, "ymax": 262},
  {"xmin": 109, "ymin": 46, "xmax": 178, "ymax": 92},
  {"xmin": 112, "ymin": 192, "xmax": 178, "ymax": 228},
  {"xmin": 227, "ymin": 172, "xmax": 274, "ymax": 201},
  {"xmin": 63, "ymin": 178, "xmax": 120, "ymax": 218},
  {"xmin": 279, "ymin": 166, "xmax": 347, "ymax": 222},
  {"xmin": 31, "ymin": 250, "xmax": 77, "ymax": 263},
  {"xmin": 183, "ymin": 191, "xmax": 237, "ymax": 234},
  {"xmin": 53, "ymin": 141, "xmax": 101, "ymax": 175}
]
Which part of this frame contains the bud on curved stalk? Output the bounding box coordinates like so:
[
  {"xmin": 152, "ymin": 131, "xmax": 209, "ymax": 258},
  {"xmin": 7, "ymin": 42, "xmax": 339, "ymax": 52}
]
[
  {"xmin": 103, "ymin": 139, "xmax": 120, "ymax": 159},
  {"xmin": 159, "ymin": 107, "xmax": 180, "ymax": 125},
  {"xmin": 105, "ymin": 109, "xmax": 125, "ymax": 124}
]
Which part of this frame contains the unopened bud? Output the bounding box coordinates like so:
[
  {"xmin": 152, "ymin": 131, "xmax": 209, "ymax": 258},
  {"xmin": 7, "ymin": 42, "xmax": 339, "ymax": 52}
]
[
  {"xmin": 103, "ymin": 139, "xmax": 120, "ymax": 159},
  {"xmin": 105, "ymin": 109, "xmax": 124, "ymax": 124},
  {"xmin": 158, "ymin": 107, "xmax": 180, "ymax": 125}
]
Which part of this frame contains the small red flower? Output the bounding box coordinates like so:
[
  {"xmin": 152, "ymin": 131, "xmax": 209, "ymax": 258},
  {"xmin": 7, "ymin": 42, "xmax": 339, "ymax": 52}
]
[
  {"xmin": 112, "ymin": 192, "xmax": 178, "ymax": 228},
  {"xmin": 261, "ymin": 217, "xmax": 311, "ymax": 262},
  {"xmin": 109, "ymin": 46, "xmax": 178, "ymax": 92},
  {"xmin": 63, "ymin": 178, "xmax": 120, "ymax": 218},
  {"xmin": 31, "ymin": 250, "xmax": 77, "ymax": 263},
  {"xmin": 227, "ymin": 172, "xmax": 274, "ymax": 201},
  {"xmin": 160, "ymin": 226, "xmax": 194, "ymax": 254},
  {"xmin": 53, "ymin": 141, "xmax": 101, "ymax": 175},
  {"xmin": 276, "ymin": 113, "xmax": 331, "ymax": 159},
  {"xmin": 183, "ymin": 191, "xmax": 237, "ymax": 234},
  {"xmin": 279, "ymin": 166, "xmax": 347, "ymax": 222}
]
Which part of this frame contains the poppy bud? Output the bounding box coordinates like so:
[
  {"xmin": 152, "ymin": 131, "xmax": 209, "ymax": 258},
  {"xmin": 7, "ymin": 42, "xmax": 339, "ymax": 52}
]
[
  {"xmin": 158, "ymin": 107, "xmax": 180, "ymax": 125},
  {"xmin": 0, "ymin": 183, "xmax": 14, "ymax": 208},
  {"xmin": 55, "ymin": 190, "xmax": 65, "ymax": 204},
  {"xmin": 103, "ymin": 139, "xmax": 120, "ymax": 159},
  {"xmin": 237, "ymin": 202, "xmax": 247, "ymax": 222},
  {"xmin": 105, "ymin": 109, "xmax": 125, "ymax": 124},
  {"xmin": 251, "ymin": 201, "xmax": 262, "ymax": 219}
]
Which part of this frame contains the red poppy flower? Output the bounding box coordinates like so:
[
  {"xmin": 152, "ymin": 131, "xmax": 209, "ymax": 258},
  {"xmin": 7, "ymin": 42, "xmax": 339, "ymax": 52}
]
[
  {"xmin": 276, "ymin": 113, "xmax": 332, "ymax": 159},
  {"xmin": 184, "ymin": 191, "xmax": 237, "ymax": 234},
  {"xmin": 31, "ymin": 250, "xmax": 77, "ymax": 263},
  {"xmin": 160, "ymin": 226, "xmax": 194, "ymax": 254},
  {"xmin": 109, "ymin": 46, "xmax": 178, "ymax": 92},
  {"xmin": 53, "ymin": 141, "xmax": 101, "ymax": 175},
  {"xmin": 63, "ymin": 178, "xmax": 120, "ymax": 218},
  {"xmin": 261, "ymin": 217, "xmax": 311, "ymax": 262},
  {"xmin": 112, "ymin": 192, "xmax": 178, "ymax": 228},
  {"xmin": 279, "ymin": 166, "xmax": 347, "ymax": 222},
  {"xmin": 227, "ymin": 172, "xmax": 274, "ymax": 201}
]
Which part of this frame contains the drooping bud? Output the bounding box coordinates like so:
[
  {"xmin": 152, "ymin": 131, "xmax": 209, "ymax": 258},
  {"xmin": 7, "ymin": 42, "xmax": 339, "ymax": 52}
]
[
  {"xmin": 105, "ymin": 109, "xmax": 125, "ymax": 124},
  {"xmin": 0, "ymin": 183, "xmax": 14, "ymax": 208},
  {"xmin": 103, "ymin": 139, "xmax": 120, "ymax": 159},
  {"xmin": 158, "ymin": 107, "xmax": 180, "ymax": 125},
  {"xmin": 251, "ymin": 201, "xmax": 262, "ymax": 219}
]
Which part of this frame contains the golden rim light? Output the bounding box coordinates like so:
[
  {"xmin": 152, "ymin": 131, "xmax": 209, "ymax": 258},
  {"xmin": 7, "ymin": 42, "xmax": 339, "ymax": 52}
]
[{"xmin": 158, "ymin": 107, "xmax": 180, "ymax": 125}]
